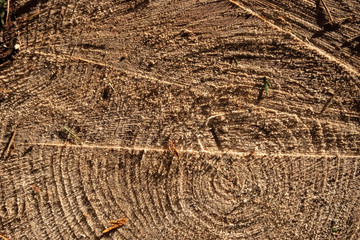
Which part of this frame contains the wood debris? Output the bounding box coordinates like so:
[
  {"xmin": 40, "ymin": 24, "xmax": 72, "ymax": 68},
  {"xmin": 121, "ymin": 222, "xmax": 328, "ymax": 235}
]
[
  {"xmin": 102, "ymin": 218, "xmax": 129, "ymax": 234},
  {"xmin": 2, "ymin": 129, "xmax": 16, "ymax": 158},
  {"xmin": 5, "ymin": 0, "xmax": 10, "ymax": 26},
  {"xmin": 263, "ymin": 76, "xmax": 270, "ymax": 96},
  {"xmin": 168, "ymin": 141, "xmax": 180, "ymax": 159},
  {"xmin": 108, "ymin": 83, "xmax": 115, "ymax": 91},
  {"xmin": 32, "ymin": 184, "xmax": 41, "ymax": 194},
  {"xmin": 320, "ymin": 0, "xmax": 334, "ymax": 24},
  {"xmin": 63, "ymin": 127, "xmax": 83, "ymax": 145},
  {"xmin": 0, "ymin": 235, "xmax": 9, "ymax": 240},
  {"xmin": 233, "ymin": 56, "xmax": 239, "ymax": 65}
]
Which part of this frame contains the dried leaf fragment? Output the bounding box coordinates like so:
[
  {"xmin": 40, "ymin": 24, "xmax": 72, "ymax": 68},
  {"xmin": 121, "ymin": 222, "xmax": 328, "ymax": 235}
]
[{"xmin": 102, "ymin": 218, "xmax": 129, "ymax": 234}]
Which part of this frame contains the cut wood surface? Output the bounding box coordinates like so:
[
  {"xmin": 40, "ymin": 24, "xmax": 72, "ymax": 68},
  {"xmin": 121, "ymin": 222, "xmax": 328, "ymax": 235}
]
[{"xmin": 0, "ymin": 0, "xmax": 360, "ymax": 239}]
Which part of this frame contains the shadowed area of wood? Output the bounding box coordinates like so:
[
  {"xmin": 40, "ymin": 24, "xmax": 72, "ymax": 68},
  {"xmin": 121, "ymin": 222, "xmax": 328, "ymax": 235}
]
[{"xmin": 0, "ymin": 0, "xmax": 359, "ymax": 239}]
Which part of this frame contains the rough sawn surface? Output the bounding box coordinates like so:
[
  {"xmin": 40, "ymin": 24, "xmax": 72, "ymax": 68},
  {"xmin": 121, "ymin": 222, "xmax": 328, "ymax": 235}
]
[{"xmin": 0, "ymin": 0, "xmax": 360, "ymax": 239}]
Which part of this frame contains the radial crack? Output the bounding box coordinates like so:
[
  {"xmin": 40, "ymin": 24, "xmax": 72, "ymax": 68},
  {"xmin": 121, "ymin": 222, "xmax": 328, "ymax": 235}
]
[{"xmin": 9, "ymin": 141, "xmax": 360, "ymax": 159}]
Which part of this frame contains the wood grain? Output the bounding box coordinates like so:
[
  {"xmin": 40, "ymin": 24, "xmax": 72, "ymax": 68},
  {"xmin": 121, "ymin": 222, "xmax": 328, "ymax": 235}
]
[{"xmin": 0, "ymin": 0, "xmax": 359, "ymax": 239}]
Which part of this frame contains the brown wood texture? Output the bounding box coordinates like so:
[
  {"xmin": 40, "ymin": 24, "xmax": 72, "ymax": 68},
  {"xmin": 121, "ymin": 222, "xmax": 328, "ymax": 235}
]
[{"xmin": 0, "ymin": 0, "xmax": 360, "ymax": 239}]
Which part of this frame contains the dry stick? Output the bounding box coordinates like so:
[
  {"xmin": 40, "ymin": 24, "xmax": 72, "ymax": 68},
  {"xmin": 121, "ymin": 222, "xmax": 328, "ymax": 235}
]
[
  {"xmin": 205, "ymin": 114, "xmax": 224, "ymax": 128},
  {"xmin": 102, "ymin": 218, "xmax": 128, "ymax": 234},
  {"xmin": 2, "ymin": 130, "xmax": 16, "ymax": 158},
  {"xmin": 5, "ymin": 0, "xmax": 10, "ymax": 26},
  {"xmin": 0, "ymin": 234, "xmax": 9, "ymax": 240},
  {"xmin": 349, "ymin": 34, "xmax": 360, "ymax": 42},
  {"xmin": 320, "ymin": 0, "xmax": 334, "ymax": 24}
]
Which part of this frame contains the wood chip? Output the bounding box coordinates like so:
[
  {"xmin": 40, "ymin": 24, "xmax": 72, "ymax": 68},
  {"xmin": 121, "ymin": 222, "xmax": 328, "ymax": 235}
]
[
  {"xmin": 0, "ymin": 235, "xmax": 9, "ymax": 240},
  {"xmin": 32, "ymin": 184, "xmax": 41, "ymax": 194},
  {"xmin": 102, "ymin": 218, "xmax": 129, "ymax": 234},
  {"xmin": 168, "ymin": 141, "xmax": 180, "ymax": 159}
]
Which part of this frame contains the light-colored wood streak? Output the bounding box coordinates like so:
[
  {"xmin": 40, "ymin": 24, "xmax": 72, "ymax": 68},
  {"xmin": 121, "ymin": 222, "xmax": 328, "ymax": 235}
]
[{"xmin": 3, "ymin": 141, "xmax": 359, "ymax": 159}]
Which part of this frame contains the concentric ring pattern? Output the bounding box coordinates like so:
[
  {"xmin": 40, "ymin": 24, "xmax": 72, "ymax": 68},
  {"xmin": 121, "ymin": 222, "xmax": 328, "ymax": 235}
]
[{"xmin": 0, "ymin": 0, "xmax": 359, "ymax": 239}]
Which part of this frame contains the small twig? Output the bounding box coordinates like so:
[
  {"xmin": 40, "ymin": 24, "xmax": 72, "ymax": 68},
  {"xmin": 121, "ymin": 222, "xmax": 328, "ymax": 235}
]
[
  {"xmin": 0, "ymin": 88, "xmax": 10, "ymax": 92},
  {"xmin": 108, "ymin": 83, "xmax": 115, "ymax": 91},
  {"xmin": 102, "ymin": 218, "xmax": 128, "ymax": 234},
  {"xmin": 5, "ymin": 0, "xmax": 10, "ymax": 26},
  {"xmin": 338, "ymin": 16, "xmax": 354, "ymax": 24},
  {"xmin": 205, "ymin": 114, "xmax": 224, "ymax": 127},
  {"xmin": 233, "ymin": 56, "xmax": 239, "ymax": 65},
  {"xmin": 64, "ymin": 127, "xmax": 83, "ymax": 144},
  {"xmin": 0, "ymin": 234, "xmax": 9, "ymax": 240},
  {"xmin": 320, "ymin": 0, "xmax": 334, "ymax": 24},
  {"xmin": 2, "ymin": 129, "xmax": 16, "ymax": 158},
  {"xmin": 349, "ymin": 34, "xmax": 360, "ymax": 43},
  {"xmin": 168, "ymin": 141, "xmax": 180, "ymax": 159}
]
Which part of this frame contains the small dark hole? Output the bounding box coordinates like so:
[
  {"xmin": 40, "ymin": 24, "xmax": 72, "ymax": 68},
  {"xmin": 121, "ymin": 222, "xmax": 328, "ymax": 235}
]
[{"xmin": 102, "ymin": 86, "xmax": 112, "ymax": 99}]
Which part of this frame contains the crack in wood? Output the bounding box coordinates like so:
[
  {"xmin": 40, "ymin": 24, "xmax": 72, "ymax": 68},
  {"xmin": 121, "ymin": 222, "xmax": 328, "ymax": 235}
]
[{"xmin": 5, "ymin": 141, "xmax": 359, "ymax": 159}]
